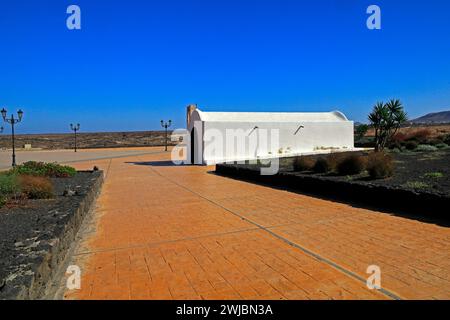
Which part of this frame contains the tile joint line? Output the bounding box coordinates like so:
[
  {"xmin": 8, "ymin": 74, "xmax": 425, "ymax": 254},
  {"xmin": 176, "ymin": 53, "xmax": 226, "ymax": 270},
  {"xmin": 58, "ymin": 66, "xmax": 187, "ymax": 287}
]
[{"xmin": 146, "ymin": 163, "xmax": 403, "ymax": 301}]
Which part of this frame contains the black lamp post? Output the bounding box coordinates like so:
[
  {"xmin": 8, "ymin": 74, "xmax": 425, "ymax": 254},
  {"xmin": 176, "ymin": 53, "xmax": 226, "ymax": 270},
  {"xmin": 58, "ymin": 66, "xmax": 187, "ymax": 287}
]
[
  {"xmin": 1, "ymin": 108, "xmax": 24, "ymax": 167},
  {"xmin": 160, "ymin": 120, "xmax": 172, "ymax": 151},
  {"xmin": 0, "ymin": 126, "xmax": 3, "ymax": 133},
  {"xmin": 70, "ymin": 123, "xmax": 80, "ymax": 152}
]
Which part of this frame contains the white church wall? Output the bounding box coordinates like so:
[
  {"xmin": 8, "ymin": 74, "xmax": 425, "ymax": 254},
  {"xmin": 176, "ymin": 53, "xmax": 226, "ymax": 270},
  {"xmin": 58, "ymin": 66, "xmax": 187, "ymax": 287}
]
[{"xmin": 202, "ymin": 121, "xmax": 354, "ymax": 164}]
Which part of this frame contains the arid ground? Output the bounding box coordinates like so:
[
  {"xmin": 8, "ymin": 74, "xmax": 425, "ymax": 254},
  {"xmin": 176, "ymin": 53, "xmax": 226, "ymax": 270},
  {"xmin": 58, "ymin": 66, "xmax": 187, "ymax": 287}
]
[
  {"xmin": 1, "ymin": 125, "xmax": 449, "ymax": 151},
  {"xmin": 0, "ymin": 131, "xmax": 175, "ymax": 150},
  {"xmin": 365, "ymin": 124, "xmax": 450, "ymax": 138}
]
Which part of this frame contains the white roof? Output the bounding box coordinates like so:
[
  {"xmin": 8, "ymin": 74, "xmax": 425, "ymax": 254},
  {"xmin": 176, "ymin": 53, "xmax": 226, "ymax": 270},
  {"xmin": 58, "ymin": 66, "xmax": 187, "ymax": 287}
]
[{"xmin": 194, "ymin": 109, "xmax": 349, "ymax": 122}]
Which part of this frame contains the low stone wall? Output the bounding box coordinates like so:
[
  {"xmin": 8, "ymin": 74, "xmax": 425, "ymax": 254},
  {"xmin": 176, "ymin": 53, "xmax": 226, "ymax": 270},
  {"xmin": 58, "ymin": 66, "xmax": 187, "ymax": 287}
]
[{"xmin": 216, "ymin": 164, "xmax": 449, "ymax": 220}]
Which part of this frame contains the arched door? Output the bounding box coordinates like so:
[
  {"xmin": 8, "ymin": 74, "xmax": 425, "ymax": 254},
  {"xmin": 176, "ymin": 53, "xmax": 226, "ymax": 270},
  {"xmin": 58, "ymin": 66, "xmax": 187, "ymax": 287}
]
[{"xmin": 190, "ymin": 127, "xmax": 195, "ymax": 164}]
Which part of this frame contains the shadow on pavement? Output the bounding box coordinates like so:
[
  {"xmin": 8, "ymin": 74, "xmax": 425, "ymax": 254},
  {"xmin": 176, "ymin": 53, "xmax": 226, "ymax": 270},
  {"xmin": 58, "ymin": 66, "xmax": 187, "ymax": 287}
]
[
  {"xmin": 211, "ymin": 171, "xmax": 450, "ymax": 228},
  {"xmin": 125, "ymin": 160, "xmax": 192, "ymax": 167}
]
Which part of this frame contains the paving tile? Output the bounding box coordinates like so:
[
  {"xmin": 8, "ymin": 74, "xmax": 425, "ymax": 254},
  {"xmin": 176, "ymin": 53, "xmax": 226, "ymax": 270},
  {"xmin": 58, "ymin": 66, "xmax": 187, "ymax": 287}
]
[{"xmin": 60, "ymin": 150, "xmax": 450, "ymax": 300}]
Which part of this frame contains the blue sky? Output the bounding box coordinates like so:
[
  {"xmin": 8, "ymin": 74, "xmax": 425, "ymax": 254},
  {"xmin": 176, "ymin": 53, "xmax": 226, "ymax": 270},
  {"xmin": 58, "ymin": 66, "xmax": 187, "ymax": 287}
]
[{"xmin": 0, "ymin": 0, "xmax": 449, "ymax": 133}]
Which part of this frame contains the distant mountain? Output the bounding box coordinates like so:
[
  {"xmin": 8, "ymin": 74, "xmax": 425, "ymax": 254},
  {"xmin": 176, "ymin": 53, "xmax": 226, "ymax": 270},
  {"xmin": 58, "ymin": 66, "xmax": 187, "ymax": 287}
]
[{"xmin": 411, "ymin": 111, "xmax": 450, "ymax": 124}]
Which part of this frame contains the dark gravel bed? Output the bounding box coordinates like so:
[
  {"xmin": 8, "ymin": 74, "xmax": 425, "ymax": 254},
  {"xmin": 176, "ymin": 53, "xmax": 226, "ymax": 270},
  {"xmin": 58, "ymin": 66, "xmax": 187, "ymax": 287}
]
[
  {"xmin": 216, "ymin": 150, "xmax": 450, "ymax": 220},
  {"xmin": 0, "ymin": 171, "xmax": 103, "ymax": 299},
  {"xmin": 288, "ymin": 150, "xmax": 450, "ymax": 197}
]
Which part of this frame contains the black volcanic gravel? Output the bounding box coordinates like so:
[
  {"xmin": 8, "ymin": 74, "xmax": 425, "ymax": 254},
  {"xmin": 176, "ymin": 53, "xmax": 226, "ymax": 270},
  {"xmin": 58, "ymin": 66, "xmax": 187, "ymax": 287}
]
[{"xmin": 0, "ymin": 171, "xmax": 100, "ymax": 299}]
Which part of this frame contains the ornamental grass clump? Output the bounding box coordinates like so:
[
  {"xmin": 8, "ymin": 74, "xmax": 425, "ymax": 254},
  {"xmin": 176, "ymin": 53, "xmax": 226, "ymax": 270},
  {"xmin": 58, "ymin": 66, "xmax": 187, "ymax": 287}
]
[
  {"xmin": 293, "ymin": 157, "xmax": 315, "ymax": 172},
  {"xmin": 0, "ymin": 161, "xmax": 74, "ymax": 207},
  {"xmin": 18, "ymin": 175, "xmax": 54, "ymax": 200},
  {"xmin": 313, "ymin": 157, "xmax": 332, "ymax": 173},
  {"xmin": 366, "ymin": 152, "xmax": 395, "ymax": 179},
  {"xmin": 336, "ymin": 155, "xmax": 367, "ymax": 175}
]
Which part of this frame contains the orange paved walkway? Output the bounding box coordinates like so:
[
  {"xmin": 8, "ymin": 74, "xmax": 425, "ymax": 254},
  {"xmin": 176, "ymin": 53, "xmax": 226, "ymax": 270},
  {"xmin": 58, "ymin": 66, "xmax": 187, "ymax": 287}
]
[{"xmin": 63, "ymin": 150, "xmax": 450, "ymax": 300}]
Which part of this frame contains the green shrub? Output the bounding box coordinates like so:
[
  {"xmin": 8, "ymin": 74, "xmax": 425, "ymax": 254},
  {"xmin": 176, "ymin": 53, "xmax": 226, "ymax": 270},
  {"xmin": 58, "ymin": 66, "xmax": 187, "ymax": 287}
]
[
  {"xmin": 366, "ymin": 152, "xmax": 395, "ymax": 179},
  {"xmin": 404, "ymin": 141, "xmax": 418, "ymax": 150},
  {"xmin": 13, "ymin": 161, "xmax": 76, "ymax": 178},
  {"xmin": 354, "ymin": 136, "xmax": 375, "ymax": 148},
  {"xmin": 0, "ymin": 173, "xmax": 20, "ymax": 207},
  {"xmin": 389, "ymin": 148, "xmax": 402, "ymax": 154},
  {"xmin": 402, "ymin": 181, "xmax": 429, "ymax": 190},
  {"xmin": 415, "ymin": 144, "xmax": 438, "ymax": 152},
  {"xmin": 388, "ymin": 141, "xmax": 402, "ymax": 150},
  {"xmin": 18, "ymin": 175, "xmax": 54, "ymax": 199},
  {"xmin": 355, "ymin": 124, "xmax": 369, "ymax": 140},
  {"xmin": 313, "ymin": 158, "xmax": 332, "ymax": 173},
  {"xmin": 336, "ymin": 155, "xmax": 367, "ymax": 175},
  {"xmin": 0, "ymin": 173, "xmax": 19, "ymax": 195},
  {"xmin": 435, "ymin": 143, "xmax": 449, "ymax": 149},
  {"xmin": 293, "ymin": 157, "xmax": 315, "ymax": 171},
  {"xmin": 424, "ymin": 172, "xmax": 444, "ymax": 179},
  {"xmin": 426, "ymin": 139, "xmax": 443, "ymax": 146},
  {"xmin": 443, "ymin": 134, "xmax": 450, "ymax": 145}
]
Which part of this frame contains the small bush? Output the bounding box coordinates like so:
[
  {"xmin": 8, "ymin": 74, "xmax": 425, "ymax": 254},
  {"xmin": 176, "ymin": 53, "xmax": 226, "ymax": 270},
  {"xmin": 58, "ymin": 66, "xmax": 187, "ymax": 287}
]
[
  {"xmin": 293, "ymin": 157, "xmax": 315, "ymax": 171},
  {"xmin": 326, "ymin": 153, "xmax": 346, "ymax": 171},
  {"xmin": 388, "ymin": 141, "xmax": 402, "ymax": 150},
  {"xmin": 0, "ymin": 173, "xmax": 20, "ymax": 195},
  {"xmin": 391, "ymin": 132, "xmax": 408, "ymax": 143},
  {"xmin": 13, "ymin": 161, "xmax": 76, "ymax": 178},
  {"xmin": 313, "ymin": 158, "xmax": 332, "ymax": 173},
  {"xmin": 404, "ymin": 141, "xmax": 418, "ymax": 150},
  {"xmin": 402, "ymin": 181, "xmax": 429, "ymax": 190},
  {"xmin": 426, "ymin": 139, "xmax": 443, "ymax": 146},
  {"xmin": 424, "ymin": 172, "xmax": 444, "ymax": 179},
  {"xmin": 0, "ymin": 195, "xmax": 7, "ymax": 207},
  {"xmin": 355, "ymin": 136, "xmax": 375, "ymax": 148},
  {"xmin": 18, "ymin": 175, "xmax": 54, "ymax": 199},
  {"xmin": 336, "ymin": 155, "xmax": 367, "ymax": 175},
  {"xmin": 415, "ymin": 144, "xmax": 438, "ymax": 152},
  {"xmin": 355, "ymin": 124, "xmax": 369, "ymax": 140},
  {"xmin": 366, "ymin": 152, "xmax": 394, "ymax": 179},
  {"xmin": 443, "ymin": 134, "xmax": 450, "ymax": 145},
  {"xmin": 390, "ymin": 148, "xmax": 402, "ymax": 154},
  {"xmin": 406, "ymin": 129, "xmax": 432, "ymax": 142},
  {"xmin": 0, "ymin": 173, "xmax": 20, "ymax": 207},
  {"xmin": 435, "ymin": 143, "xmax": 449, "ymax": 149}
]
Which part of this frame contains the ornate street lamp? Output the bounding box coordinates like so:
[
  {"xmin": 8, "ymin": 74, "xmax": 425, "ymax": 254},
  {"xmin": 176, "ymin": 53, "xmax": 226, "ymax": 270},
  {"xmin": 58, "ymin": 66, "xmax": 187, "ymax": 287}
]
[
  {"xmin": 1, "ymin": 108, "xmax": 24, "ymax": 167},
  {"xmin": 70, "ymin": 123, "xmax": 80, "ymax": 152},
  {"xmin": 160, "ymin": 120, "xmax": 172, "ymax": 151}
]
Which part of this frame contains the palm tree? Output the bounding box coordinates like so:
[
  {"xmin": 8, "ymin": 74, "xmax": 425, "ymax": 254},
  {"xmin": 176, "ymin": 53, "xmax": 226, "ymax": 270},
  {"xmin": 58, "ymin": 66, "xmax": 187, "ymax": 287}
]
[
  {"xmin": 368, "ymin": 102, "xmax": 385, "ymax": 151},
  {"xmin": 368, "ymin": 99, "xmax": 407, "ymax": 151}
]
